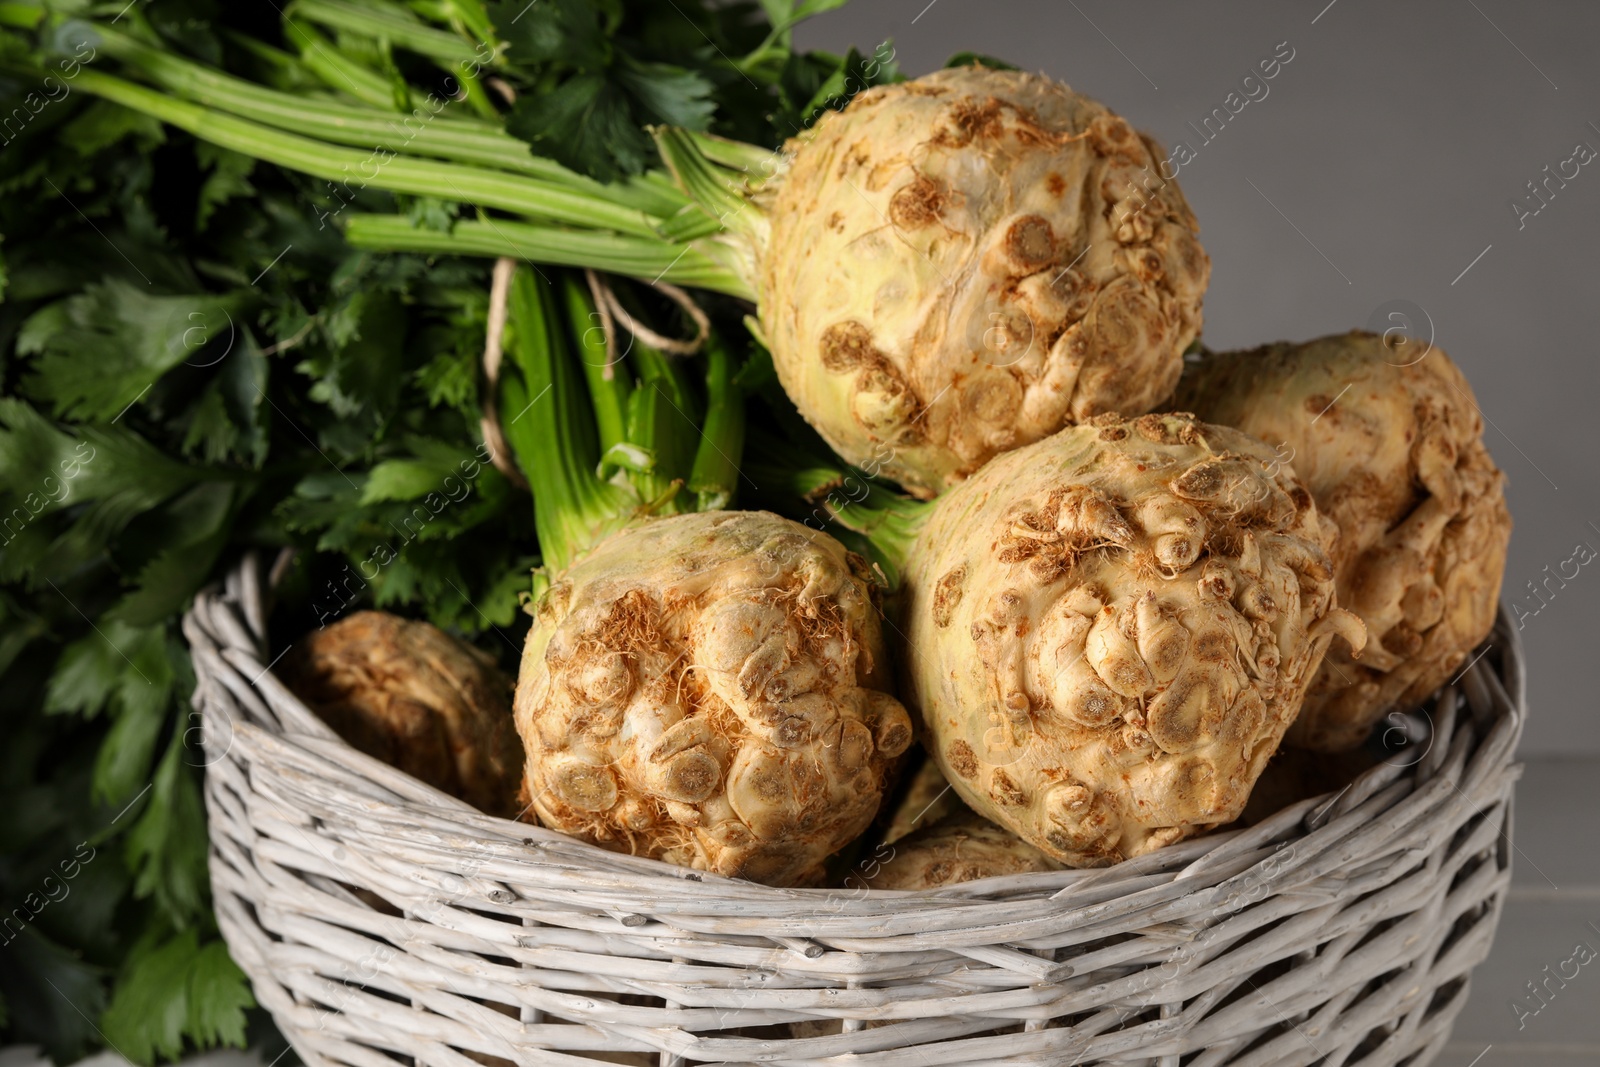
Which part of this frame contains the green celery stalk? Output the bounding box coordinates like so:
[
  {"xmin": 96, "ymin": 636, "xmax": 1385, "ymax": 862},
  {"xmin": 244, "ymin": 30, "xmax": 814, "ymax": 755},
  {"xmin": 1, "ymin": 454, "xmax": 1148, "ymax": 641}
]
[
  {"xmin": 496, "ymin": 267, "xmax": 633, "ymax": 577},
  {"xmin": 683, "ymin": 129, "xmax": 786, "ymax": 177},
  {"xmin": 288, "ymin": 0, "xmax": 482, "ymax": 65},
  {"xmin": 560, "ymin": 275, "xmax": 630, "ymax": 457},
  {"xmin": 88, "ymin": 24, "xmax": 689, "ymax": 217},
  {"xmin": 624, "ymin": 340, "xmax": 699, "ymax": 508},
  {"xmin": 620, "ymin": 378, "xmax": 685, "ymax": 509},
  {"xmin": 71, "ymin": 67, "xmax": 667, "ymax": 238},
  {"xmin": 653, "ymin": 126, "xmax": 764, "ymax": 239},
  {"xmin": 279, "ymin": 19, "xmax": 400, "ymax": 108},
  {"xmin": 344, "ymin": 214, "xmax": 756, "ymax": 300},
  {"xmin": 688, "ymin": 336, "xmax": 744, "ymax": 511},
  {"xmin": 443, "ymin": 58, "xmax": 498, "ymax": 119},
  {"xmin": 497, "ymin": 268, "xmax": 746, "ymax": 584},
  {"xmin": 412, "ymin": 0, "xmax": 496, "ymax": 56},
  {"xmin": 742, "ymin": 450, "xmax": 930, "ymax": 585},
  {"xmin": 0, "ymin": 1, "xmax": 43, "ymax": 28}
]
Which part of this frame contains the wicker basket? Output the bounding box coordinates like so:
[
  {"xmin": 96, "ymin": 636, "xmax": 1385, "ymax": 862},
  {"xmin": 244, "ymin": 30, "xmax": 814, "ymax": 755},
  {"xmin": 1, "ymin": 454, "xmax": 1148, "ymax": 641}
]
[{"xmin": 183, "ymin": 554, "xmax": 1525, "ymax": 1067}]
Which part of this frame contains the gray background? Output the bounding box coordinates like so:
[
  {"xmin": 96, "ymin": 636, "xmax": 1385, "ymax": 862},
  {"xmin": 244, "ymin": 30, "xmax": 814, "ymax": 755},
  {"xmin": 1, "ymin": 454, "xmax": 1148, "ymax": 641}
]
[{"xmin": 798, "ymin": 0, "xmax": 1600, "ymax": 757}]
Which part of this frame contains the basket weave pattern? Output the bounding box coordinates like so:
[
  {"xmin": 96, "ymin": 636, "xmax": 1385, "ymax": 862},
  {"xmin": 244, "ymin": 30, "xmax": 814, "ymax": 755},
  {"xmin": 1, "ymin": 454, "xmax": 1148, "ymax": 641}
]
[{"xmin": 184, "ymin": 556, "xmax": 1525, "ymax": 1067}]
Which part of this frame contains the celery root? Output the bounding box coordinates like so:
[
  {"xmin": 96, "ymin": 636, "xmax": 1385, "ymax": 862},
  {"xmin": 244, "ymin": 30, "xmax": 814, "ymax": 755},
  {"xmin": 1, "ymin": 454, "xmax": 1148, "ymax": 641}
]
[
  {"xmin": 499, "ymin": 267, "xmax": 911, "ymax": 886},
  {"xmin": 877, "ymin": 414, "xmax": 1363, "ymax": 866},
  {"xmin": 1172, "ymin": 331, "xmax": 1511, "ymax": 751},
  {"xmin": 752, "ymin": 67, "xmax": 1209, "ymax": 497}
]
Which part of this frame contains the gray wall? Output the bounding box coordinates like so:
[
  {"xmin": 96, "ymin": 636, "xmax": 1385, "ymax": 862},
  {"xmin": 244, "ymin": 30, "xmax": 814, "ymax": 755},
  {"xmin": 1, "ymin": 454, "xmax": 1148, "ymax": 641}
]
[{"xmin": 794, "ymin": 0, "xmax": 1600, "ymax": 756}]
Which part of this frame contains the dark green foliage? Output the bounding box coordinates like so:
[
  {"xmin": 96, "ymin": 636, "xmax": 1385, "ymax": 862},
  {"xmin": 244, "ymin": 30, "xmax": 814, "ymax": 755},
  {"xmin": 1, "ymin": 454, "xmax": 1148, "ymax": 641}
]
[
  {"xmin": 0, "ymin": 6, "xmax": 532, "ymax": 1063},
  {"xmin": 486, "ymin": 0, "xmax": 896, "ymax": 179},
  {"xmin": 0, "ymin": 0, "xmax": 880, "ymax": 1061},
  {"xmin": 945, "ymin": 51, "xmax": 1020, "ymax": 71}
]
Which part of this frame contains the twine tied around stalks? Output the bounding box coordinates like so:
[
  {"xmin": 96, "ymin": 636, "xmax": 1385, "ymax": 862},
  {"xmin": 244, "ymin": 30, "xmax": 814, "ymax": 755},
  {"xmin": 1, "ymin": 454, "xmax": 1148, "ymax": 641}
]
[
  {"xmin": 479, "ymin": 261, "xmax": 711, "ymax": 490},
  {"xmin": 585, "ymin": 269, "xmax": 710, "ymax": 366},
  {"xmin": 479, "ymin": 257, "xmax": 526, "ymax": 489}
]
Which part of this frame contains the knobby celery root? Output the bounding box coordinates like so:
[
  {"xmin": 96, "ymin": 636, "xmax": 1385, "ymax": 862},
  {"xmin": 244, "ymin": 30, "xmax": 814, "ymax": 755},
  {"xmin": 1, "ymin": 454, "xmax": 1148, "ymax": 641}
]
[
  {"xmin": 898, "ymin": 413, "xmax": 1365, "ymax": 866},
  {"xmin": 497, "ymin": 266, "xmax": 911, "ymax": 887},
  {"xmin": 281, "ymin": 611, "xmax": 524, "ymax": 818},
  {"xmin": 879, "ymin": 755, "xmax": 961, "ymax": 846},
  {"xmin": 1172, "ymin": 332, "xmax": 1511, "ymax": 751},
  {"xmin": 863, "ymin": 808, "xmax": 1060, "ymax": 890},
  {"xmin": 516, "ymin": 511, "xmax": 911, "ymax": 886},
  {"xmin": 755, "ymin": 67, "xmax": 1210, "ymax": 497}
]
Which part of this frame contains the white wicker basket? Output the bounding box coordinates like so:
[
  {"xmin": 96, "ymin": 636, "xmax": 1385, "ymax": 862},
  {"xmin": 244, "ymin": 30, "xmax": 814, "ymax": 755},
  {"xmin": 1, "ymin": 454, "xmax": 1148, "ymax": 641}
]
[{"xmin": 183, "ymin": 554, "xmax": 1525, "ymax": 1067}]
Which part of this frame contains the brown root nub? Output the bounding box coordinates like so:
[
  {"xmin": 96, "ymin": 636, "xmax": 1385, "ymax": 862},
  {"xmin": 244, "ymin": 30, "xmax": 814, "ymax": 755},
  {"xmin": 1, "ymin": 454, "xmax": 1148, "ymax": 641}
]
[
  {"xmin": 946, "ymin": 739, "xmax": 979, "ymax": 779},
  {"xmin": 991, "ymin": 768, "xmax": 1026, "ymax": 806},
  {"xmin": 819, "ymin": 322, "xmax": 927, "ymax": 441},
  {"xmin": 1005, "ymin": 215, "xmax": 1056, "ymax": 271},
  {"xmin": 936, "ymin": 97, "xmax": 1007, "ymax": 146},
  {"xmin": 1134, "ymin": 413, "xmax": 1181, "ymax": 444},
  {"xmin": 1173, "ymin": 460, "xmax": 1222, "ymax": 498},
  {"xmin": 820, "ymin": 320, "xmax": 876, "ymax": 372},
  {"xmin": 549, "ymin": 756, "xmax": 618, "ymax": 812},
  {"xmin": 1086, "ymin": 114, "xmax": 1142, "ymax": 161},
  {"xmin": 889, "ymin": 174, "xmax": 948, "ymax": 230},
  {"xmin": 854, "ymin": 365, "xmax": 925, "ymax": 440},
  {"xmin": 859, "ymin": 690, "xmax": 914, "ymax": 758},
  {"xmin": 931, "ymin": 565, "xmax": 968, "ymax": 628},
  {"xmin": 655, "ymin": 751, "xmax": 721, "ymax": 803},
  {"xmin": 876, "ymin": 717, "xmax": 912, "ymax": 759}
]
